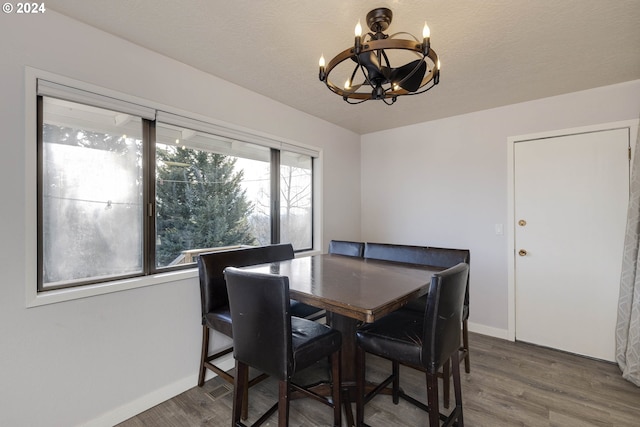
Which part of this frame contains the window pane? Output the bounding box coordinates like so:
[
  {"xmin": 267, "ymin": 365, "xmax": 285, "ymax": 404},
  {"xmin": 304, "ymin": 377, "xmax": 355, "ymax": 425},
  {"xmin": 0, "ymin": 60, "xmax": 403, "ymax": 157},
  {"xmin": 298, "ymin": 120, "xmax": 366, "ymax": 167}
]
[
  {"xmin": 155, "ymin": 123, "xmax": 270, "ymax": 267},
  {"xmin": 41, "ymin": 98, "xmax": 144, "ymax": 288},
  {"xmin": 280, "ymin": 152, "xmax": 312, "ymax": 250}
]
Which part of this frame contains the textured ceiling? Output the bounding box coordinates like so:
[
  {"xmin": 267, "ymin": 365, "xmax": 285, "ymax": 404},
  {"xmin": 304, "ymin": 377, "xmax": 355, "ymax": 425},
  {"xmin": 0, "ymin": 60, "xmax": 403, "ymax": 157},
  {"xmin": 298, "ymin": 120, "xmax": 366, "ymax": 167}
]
[{"xmin": 46, "ymin": 0, "xmax": 640, "ymax": 135}]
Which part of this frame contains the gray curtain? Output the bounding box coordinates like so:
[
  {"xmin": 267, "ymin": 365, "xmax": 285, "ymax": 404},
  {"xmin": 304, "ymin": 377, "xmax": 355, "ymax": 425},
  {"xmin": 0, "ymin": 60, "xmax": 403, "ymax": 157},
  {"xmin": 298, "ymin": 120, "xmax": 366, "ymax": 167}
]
[{"xmin": 616, "ymin": 119, "xmax": 640, "ymax": 387}]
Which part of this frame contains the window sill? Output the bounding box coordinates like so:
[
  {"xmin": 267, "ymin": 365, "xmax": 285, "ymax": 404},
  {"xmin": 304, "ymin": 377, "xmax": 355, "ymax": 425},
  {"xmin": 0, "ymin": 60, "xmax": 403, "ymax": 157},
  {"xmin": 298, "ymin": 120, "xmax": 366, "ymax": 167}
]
[
  {"xmin": 26, "ymin": 268, "xmax": 198, "ymax": 308},
  {"xmin": 26, "ymin": 249, "xmax": 323, "ymax": 308}
]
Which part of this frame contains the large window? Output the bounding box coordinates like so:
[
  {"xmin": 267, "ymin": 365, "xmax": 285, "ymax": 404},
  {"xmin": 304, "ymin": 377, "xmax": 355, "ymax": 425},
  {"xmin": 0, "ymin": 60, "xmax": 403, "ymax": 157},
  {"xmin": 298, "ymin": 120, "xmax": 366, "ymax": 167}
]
[
  {"xmin": 40, "ymin": 98, "xmax": 145, "ymax": 289},
  {"xmin": 37, "ymin": 82, "xmax": 316, "ymax": 291}
]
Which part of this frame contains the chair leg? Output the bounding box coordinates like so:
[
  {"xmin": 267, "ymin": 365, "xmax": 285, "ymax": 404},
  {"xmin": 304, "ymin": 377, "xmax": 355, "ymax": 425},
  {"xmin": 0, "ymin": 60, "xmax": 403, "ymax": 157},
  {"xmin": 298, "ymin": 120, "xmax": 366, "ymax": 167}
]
[
  {"xmin": 356, "ymin": 345, "xmax": 366, "ymax": 427},
  {"xmin": 442, "ymin": 358, "xmax": 451, "ymax": 409},
  {"xmin": 198, "ymin": 325, "xmax": 210, "ymax": 387},
  {"xmin": 232, "ymin": 361, "xmax": 249, "ymax": 427},
  {"xmin": 462, "ymin": 319, "xmax": 470, "ymax": 373},
  {"xmin": 278, "ymin": 380, "xmax": 290, "ymax": 427},
  {"xmin": 392, "ymin": 360, "xmax": 400, "ymax": 404},
  {"xmin": 331, "ymin": 351, "xmax": 342, "ymax": 427},
  {"xmin": 452, "ymin": 351, "xmax": 464, "ymax": 426},
  {"xmin": 426, "ymin": 372, "xmax": 440, "ymax": 427},
  {"xmin": 240, "ymin": 363, "xmax": 249, "ymax": 421}
]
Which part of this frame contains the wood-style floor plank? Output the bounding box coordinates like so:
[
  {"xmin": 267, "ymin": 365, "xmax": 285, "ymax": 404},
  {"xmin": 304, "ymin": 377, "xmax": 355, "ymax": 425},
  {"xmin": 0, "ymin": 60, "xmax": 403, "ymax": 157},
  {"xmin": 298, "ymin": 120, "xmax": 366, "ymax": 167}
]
[{"xmin": 117, "ymin": 333, "xmax": 640, "ymax": 426}]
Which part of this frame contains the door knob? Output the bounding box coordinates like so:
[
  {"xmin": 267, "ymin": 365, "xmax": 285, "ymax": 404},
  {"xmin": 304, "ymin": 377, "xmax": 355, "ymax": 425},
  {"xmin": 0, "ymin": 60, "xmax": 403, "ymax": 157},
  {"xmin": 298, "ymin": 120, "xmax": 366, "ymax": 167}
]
[
  {"xmin": 518, "ymin": 249, "xmax": 527, "ymax": 256},
  {"xmin": 518, "ymin": 219, "xmax": 527, "ymax": 226}
]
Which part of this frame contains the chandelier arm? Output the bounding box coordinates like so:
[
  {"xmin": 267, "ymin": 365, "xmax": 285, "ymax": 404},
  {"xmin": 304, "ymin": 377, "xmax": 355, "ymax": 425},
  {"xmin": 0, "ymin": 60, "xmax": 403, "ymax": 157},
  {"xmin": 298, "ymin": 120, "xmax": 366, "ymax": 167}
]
[
  {"xmin": 363, "ymin": 32, "xmax": 376, "ymax": 43},
  {"xmin": 324, "ymin": 81, "xmax": 374, "ymax": 100},
  {"xmin": 388, "ymin": 32, "xmax": 420, "ymax": 42},
  {"xmin": 381, "ymin": 96, "xmax": 396, "ymax": 105},
  {"xmin": 380, "ymin": 49, "xmax": 391, "ymax": 69},
  {"xmin": 349, "ymin": 64, "xmax": 359, "ymax": 86},
  {"xmin": 344, "ymin": 97, "xmax": 369, "ymax": 105}
]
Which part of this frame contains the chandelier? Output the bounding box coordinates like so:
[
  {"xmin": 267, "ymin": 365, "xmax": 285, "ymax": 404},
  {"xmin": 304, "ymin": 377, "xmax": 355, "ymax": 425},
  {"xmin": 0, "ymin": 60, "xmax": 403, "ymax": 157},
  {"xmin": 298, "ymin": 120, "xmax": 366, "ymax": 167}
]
[{"xmin": 318, "ymin": 8, "xmax": 440, "ymax": 105}]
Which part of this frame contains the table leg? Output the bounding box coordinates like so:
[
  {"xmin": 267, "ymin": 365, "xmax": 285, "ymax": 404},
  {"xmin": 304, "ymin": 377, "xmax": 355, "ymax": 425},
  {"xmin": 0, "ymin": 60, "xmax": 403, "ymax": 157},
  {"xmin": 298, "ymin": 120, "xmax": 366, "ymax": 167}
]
[
  {"xmin": 326, "ymin": 312, "xmax": 361, "ymax": 426},
  {"xmin": 326, "ymin": 312, "xmax": 359, "ymax": 385}
]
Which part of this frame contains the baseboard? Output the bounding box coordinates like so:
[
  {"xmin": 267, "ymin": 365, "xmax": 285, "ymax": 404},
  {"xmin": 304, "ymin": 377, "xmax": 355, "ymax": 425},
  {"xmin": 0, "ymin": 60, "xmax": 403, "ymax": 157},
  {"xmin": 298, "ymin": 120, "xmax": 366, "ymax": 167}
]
[
  {"xmin": 468, "ymin": 321, "xmax": 510, "ymax": 340},
  {"xmin": 79, "ymin": 375, "xmax": 197, "ymax": 427}
]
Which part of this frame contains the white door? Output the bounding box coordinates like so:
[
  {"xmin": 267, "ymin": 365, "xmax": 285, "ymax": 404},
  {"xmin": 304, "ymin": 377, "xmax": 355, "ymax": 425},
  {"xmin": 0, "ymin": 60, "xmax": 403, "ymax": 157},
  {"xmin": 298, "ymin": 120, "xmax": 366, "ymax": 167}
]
[{"xmin": 514, "ymin": 128, "xmax": 629, "ymax": 361}]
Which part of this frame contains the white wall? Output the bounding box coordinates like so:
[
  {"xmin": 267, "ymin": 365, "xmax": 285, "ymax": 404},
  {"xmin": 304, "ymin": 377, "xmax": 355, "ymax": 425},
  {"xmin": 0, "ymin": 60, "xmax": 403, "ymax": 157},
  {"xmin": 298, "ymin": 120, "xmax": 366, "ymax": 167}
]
[
  {"xmin": 361, "ymin": 79, "xmax": 640, "ymax": 337},
  {"xmin": 0, "ymin": 11, "xmax": 360, "ymax": 427}
]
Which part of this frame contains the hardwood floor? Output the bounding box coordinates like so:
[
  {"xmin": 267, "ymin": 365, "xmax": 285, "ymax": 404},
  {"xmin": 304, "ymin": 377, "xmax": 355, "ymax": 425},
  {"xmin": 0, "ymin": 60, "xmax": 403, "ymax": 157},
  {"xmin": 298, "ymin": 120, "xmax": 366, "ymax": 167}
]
[{"xmin": 117, "ymin": 333, "xmax": 640, "ymax": 426}]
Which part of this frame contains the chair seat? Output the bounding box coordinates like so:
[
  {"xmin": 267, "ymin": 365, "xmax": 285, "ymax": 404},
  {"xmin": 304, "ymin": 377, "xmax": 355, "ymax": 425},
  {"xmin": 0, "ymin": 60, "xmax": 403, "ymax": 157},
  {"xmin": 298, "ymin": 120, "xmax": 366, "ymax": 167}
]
[
  {"xmin": 204, "ymin": 308, "xmax": 233, "ymax": 337},
  {"xmin": 291, "ymin": 317, "xmax": 342, "ymax": 373},
  {"xmin": 204, "ymin": 301, "xmax": 323, "ymax": 341},
  {"xmin": 357, "ymin": 311, "xmax": 425, "ymax": 368}
]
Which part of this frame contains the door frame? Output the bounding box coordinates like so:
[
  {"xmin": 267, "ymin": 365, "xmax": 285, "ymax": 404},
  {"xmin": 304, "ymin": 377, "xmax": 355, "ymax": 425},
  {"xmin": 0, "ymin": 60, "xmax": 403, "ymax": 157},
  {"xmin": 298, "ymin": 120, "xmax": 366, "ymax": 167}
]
[{"xmin": 506, "ymin": 119, "xmax": 638, "ymax": 341}]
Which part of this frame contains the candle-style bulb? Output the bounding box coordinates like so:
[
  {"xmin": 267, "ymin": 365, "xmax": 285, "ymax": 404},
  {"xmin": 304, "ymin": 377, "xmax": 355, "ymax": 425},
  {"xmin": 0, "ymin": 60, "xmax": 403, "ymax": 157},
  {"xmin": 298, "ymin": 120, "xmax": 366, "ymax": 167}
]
[
  {"xmin": 344, "ymin": 79, "xmax": 351, "ymax": 89},
  {"xmin": 423, "ymin": 22, "xmax": 430, "ymax": 39},
  {"xmin": 319, "ymin": 54, "xmax": 326, "ymax": 81},
  {"xmin": 355, "ymin": 21, "xmax": 362, "ymax": 37},
  {"xmin": 354, "ymin": 20, "xmax": 363, "ymax": 54},
  {"xmin": 421, "ymin": 22, "xmax": 431, "ymax": 55}
]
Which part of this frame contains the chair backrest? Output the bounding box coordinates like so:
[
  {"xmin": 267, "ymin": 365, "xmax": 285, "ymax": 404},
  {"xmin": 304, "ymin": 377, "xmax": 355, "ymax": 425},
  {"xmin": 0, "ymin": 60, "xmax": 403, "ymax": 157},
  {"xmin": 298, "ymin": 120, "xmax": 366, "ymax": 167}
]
[
  {"xmin": 224, "ymin": 267, "xmax": 292, "ymax": 381},
  {"xmin": 364, "ymin": 243, "xmax": 470, "ymax": 267},
  {"xmin": 423, "ymin": 246, "xmax": 469, "ymax": 268},
  {"xmin": 421, "ymin": 263, "xmax": 469, "ymax": 373},
  {"xmin": 425, "ymin": 247, "xmax": 471, "ymax": 309},
  {"xmin": 364, "ymin": 243, "xmax": 471, "ymax": 310},
  {"xmin": 197, "ymin": 244, "xmax": 295, "ymax": 319},
  {"xmin": 328, "ymin": 240, "xmax": 365, "ymax": 257},
  {"xmin": 363, "ymin": 242, "xmax": 431, "ymax": 264}
]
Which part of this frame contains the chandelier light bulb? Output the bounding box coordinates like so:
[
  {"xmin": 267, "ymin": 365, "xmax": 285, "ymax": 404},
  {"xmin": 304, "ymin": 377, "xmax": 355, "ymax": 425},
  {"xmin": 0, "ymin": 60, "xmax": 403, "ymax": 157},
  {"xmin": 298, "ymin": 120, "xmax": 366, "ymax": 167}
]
[
  {"xmin": 344, "ymin": 79, "xmax": 351, "ymax": 89},
  {"xmin": 355, "ymin": 21, "xmax": 362, "ymax": 37},
  {"xmin": 318, "ymin": 54, "xmax": 326, "ymax": 81},
  {"xmin": 423, "ymin": 22, "xmax": 430, "ymax": 39}
]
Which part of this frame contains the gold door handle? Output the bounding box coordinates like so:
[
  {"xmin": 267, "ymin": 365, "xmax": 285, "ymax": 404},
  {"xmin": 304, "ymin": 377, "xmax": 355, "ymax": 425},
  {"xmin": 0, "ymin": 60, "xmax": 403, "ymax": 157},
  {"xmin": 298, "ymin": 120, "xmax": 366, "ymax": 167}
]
[{"xmin": 518, "ymin": 249, "xmax": 527, "ymax": 256}]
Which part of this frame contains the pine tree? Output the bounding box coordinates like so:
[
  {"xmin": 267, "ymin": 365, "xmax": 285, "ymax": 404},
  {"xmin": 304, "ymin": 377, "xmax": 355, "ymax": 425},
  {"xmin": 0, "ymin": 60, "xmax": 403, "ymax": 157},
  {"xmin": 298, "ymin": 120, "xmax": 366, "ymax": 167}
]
[{"xmin": 156, "ymin": 146, "xmax": 256, "ymax": 266}]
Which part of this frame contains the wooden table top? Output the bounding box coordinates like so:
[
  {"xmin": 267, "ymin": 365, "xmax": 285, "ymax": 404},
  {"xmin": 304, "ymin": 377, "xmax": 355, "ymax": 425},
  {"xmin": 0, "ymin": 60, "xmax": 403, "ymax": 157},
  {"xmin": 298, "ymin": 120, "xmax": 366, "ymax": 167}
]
[{"xmin": 240, "ymin": 253, "xmax": 442, "ymax": 323}]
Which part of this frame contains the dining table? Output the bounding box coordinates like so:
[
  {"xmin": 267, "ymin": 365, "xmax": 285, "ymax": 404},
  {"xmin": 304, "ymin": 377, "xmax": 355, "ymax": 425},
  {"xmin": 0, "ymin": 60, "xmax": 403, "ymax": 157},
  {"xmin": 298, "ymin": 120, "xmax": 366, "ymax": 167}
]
[{"xmin": 239, "ymin": 253, "xmax": 443, "ymax": 424}]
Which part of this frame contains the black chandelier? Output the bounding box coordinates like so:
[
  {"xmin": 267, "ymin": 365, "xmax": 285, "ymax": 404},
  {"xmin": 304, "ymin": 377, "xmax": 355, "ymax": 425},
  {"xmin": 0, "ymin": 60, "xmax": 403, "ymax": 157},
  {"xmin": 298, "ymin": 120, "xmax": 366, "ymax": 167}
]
[{"xmin": 318, "ymin": 7, "xmax": 440, "ymax": 105}]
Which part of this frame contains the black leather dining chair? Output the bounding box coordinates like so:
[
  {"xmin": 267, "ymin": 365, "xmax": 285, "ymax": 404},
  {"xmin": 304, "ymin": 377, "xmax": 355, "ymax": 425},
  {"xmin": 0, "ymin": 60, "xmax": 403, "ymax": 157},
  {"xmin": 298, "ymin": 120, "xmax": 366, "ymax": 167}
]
[
  {"xmin": 328, "ymin": 239, "xmax": 365, "ymax": 257},
  {"xmin": 364, "ymin": 242, "xmax": 471, "ymax": 407},
  {"xmin": 224, "ymin": 267, "xmax": 342, "ymax": 427},
  {"xmin": 196, "ymin": 244, "xmax": 323, "ymax": 419},
  {"xmin": 355, "ymin": 263, "xmax": 469, "ymax": 427}
]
